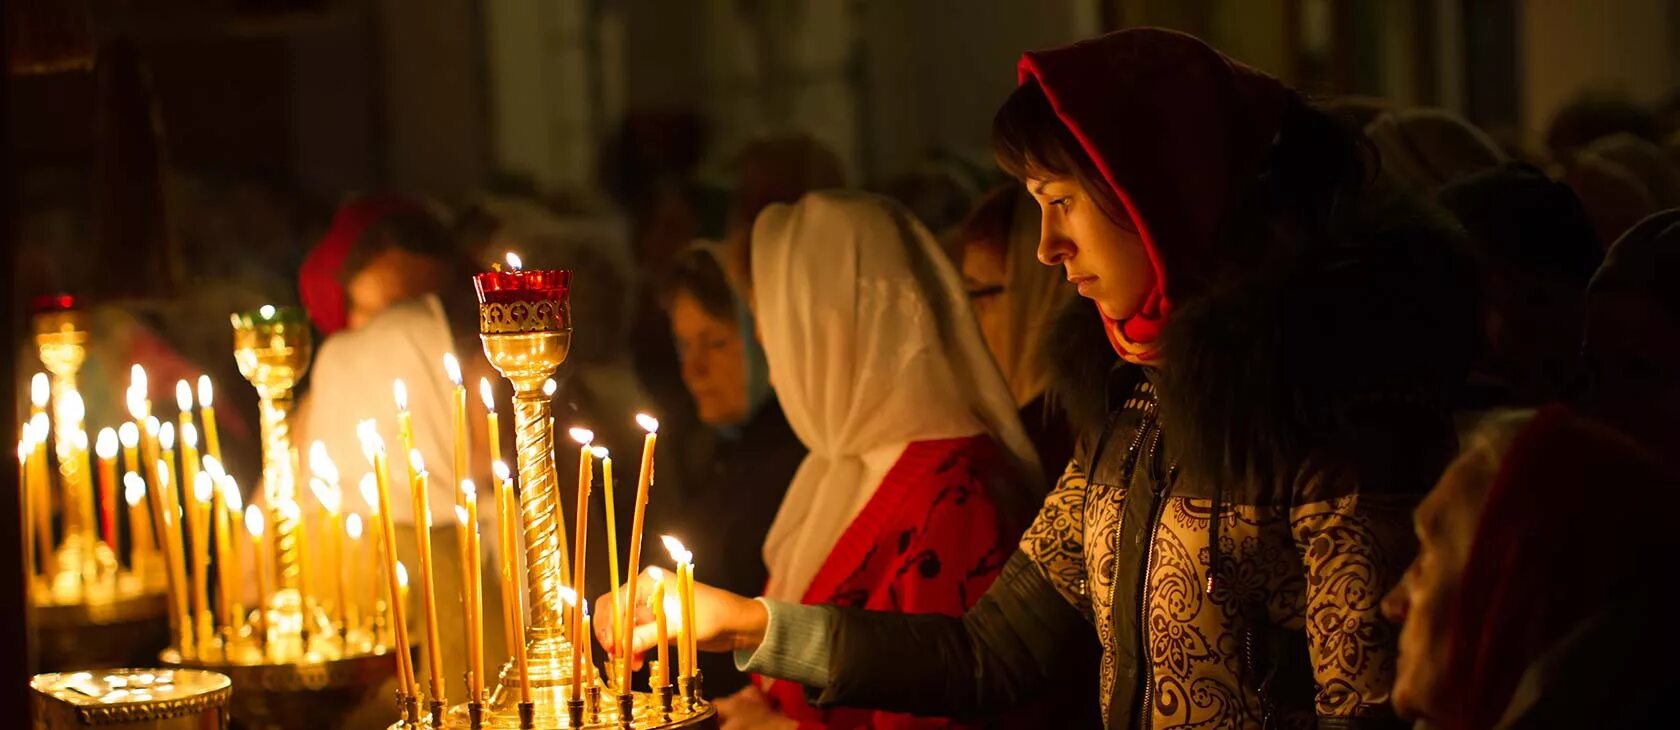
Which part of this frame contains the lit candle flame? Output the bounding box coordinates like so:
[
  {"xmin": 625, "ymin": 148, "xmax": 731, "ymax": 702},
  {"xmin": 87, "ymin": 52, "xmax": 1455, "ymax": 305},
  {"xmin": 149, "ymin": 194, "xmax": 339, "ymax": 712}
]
[
  {"xmin": 647, "ymin": 565, "xmax": 666, "ymax": 582},
  {"xmin": 201, "ymin": 454, "xmax": 223, "ymax": 479},
  {"xmin": 17, "ymin": 438, "xmax": 30, "ymax": 464},
  {"xmin": 569, "ymin": 427, "xmax": 594, "ymax": 445},
  {"xmin": 479, "ymin": 378, "xmax": 495, "ymax": 412},
  {"xmin": 661, "ymin": 535, "xmax": 690, "ymax": 564},
  {"xmin": 176, "ymin": 380, "xmax": 193, "ymax": 411},
  {"xmin": 356, "ymin": 420, "xmax": 384, "ymax": 462},
  {"xmin": 461, "ymin": 479, "xmax": 477, "ymax": 502},
  {"xmin": 346, "ymin": 512, "xmax": 363, "ymax": 540},
  {"xmin": 29, "ymin": 413, "xmax": 48, "ymax": 439},
  {"xmin": 557, "ymin": 585, "xmax": 578, "ymax": 607},
  {"xmin": 63, "ymin": 391, "xmax": 84, "ymax": 424},
  {"xmin": 397, "ymin": 561, "xmax": 410, "ymax": 588},
  {"xmin": 222, "ymin": 477, "xmax": 243, "ymax": 513},
  {"xmin": 193, "ymin": 472, "xmax": 213, "ymax": 503},
  {"xmin": 359, "ymin": 474, "xmax": 380, "ymax": 515},
  {"xmin": 72, "ymin": 430, "xmax": 88, "ymax": 452},
  {"xmin": 127, "ymin": 389, "xmax": 146, "ymax": 421},
  {"xmin": 144, "ymin": 416, "xmax": 158, "ymax": 437},
  {"xmin": 309, "ymin": 440, "xmax": 338, "ymax": 484},
  {"xmin": 393, "ymin": 380, "xmax": 409, "ymax": 412},
  {"xmin": 154, "ymin": 460, "xmax": 170, "ymax": 490},
  {"xmin": 197, "ymin": 375, "xmax": 214, "ymax": 408},
  {"xmin": 505, "ymin": 252, "xmax": 522, "ymax": 271},
  {"xmin": 443, "ymin": 354, "xmax": 462, "ymax": 386},
  {"xmin": 310, "ymin": 478, "xmax": 340, "ymax": 514},
  {"xmin": 280, "ymin": 499, "xmax": 302, "ymax": 523},
  {"xmin": 158, "ymin": 422, "xmax": 175, "ymax": 450},
  {"xmin": 96, "ymin": 428, "xmax": 118, "ymax": 460},
  {"xmin": 119, "ymin": 422, "xmax": 139, "ymax": 449},
  {"xmin": 492, "ymin": 460, "xmax": 511, "ymax": 483},
  {"xmin": 246, "ymin": 505, "xmax": 264, "ymax": 538},
  {"xmin": 130, "ymin": 364, "xmax": 147, "ymax": 393},
  {"xmin": 543, "ymin": 379, "xmax": 557, "ymax": 397},
  {"xmin": 637, "ymin": 414, "xmax": 660, "ymax": 433},
  {"xmin": 259, "ymin": 304, "xmax": 276, "ymax": 319},
  {"xmin": 454, "ymin": 504, "xmax": 469, "ymax": 526},
  {"xmin": 182, "ymin": 423, "xmax": 198, "ymax": 450},
  {"xmin": 409, "ymin": 449, "xmax": 425, "ymax": 474},
  {"xmin": 124, "ymin": 473, "xmax": 145, "ymax": 507},
  {"xmin": 591, "ymin": 446, "xmax": 609, "ymax": 459},
  {"xmin": 30, "ymin": 373, "xmax": 48, "ymax": 408}
]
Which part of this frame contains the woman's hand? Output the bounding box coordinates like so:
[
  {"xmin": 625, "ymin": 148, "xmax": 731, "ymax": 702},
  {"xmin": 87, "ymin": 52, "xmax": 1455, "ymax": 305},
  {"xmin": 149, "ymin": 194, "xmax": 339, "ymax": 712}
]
[
  {"xmin": 716, "ymin": 686, "xmax": 798, "ymax": 730},
  {"xmin": 593, "ymin": 567, "xmax": 769, "ymax": 667}
]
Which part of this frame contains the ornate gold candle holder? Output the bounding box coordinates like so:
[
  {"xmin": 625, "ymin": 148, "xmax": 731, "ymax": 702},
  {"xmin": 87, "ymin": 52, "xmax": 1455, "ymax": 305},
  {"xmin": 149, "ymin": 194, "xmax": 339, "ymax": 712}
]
[
  {"xmin": 31, "ymin": 668, "xmax": 231, "ymax": 730},
  {"xmin": 427, "ymin": 263, "xmax": 712, "ymax": 729},
  {"xmin": 30, "ymin": 298, "xmax": 170, "ymax": 670}
]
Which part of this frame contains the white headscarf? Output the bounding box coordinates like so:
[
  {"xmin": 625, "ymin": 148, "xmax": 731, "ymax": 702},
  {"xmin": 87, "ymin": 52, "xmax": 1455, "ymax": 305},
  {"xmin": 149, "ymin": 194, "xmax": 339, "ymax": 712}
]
[{"xmin": 753, "ymin": 191, "xmax": 1042, "ymax": 603}]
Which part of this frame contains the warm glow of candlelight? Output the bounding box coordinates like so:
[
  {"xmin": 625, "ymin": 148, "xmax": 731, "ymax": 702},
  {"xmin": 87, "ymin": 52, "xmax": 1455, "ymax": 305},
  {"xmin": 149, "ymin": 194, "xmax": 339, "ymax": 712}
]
[
  {"xmin": 194, "ymin": 472, "xmax": 213, "ymax": 504},
  {"xmin": 359, "ymin": 474, "xmax": 379, "ymax": 515},
  {"xmin": 396, "ymin": 561, "xmax": 409, "ymax": 587},
  {"xmin": 443, "ymin": 353, "xmax": 462, "ymax": 386},
  {"xmin": 144, "ymin": 416, "xmax": 158, "ymax": 437},
  {"xmin": 63, "ymin": 391, "xmax": 84, "ymax": 424},
  {"xmin": 176, "ymin": 380, "xmax": 193, "ymax": 411},
  {"xmin": 661, "ymin": 535, "xmax": 689, "ymax": 563},
  {"xmin": 493, "ymin": 460, "xmax": 511, "ymax": 483},
  {"xmin": 505, "ymin": 251, "xmax": 522, "ymax": 271},
  {"xmin": 30, "ymin": 373, "xmax": 48, "ymax": 408},
  {"xmin": 309, "ymin": 440, "xmax": 338, "ymax": 484},
  {"xmin": 222, "ymin": 478, "xmax": 243, "ymax": 513},
  {"xmin": 18, "ymin": 436, "xmax": 31, "ymax": 463},
  {"xmin": 96, "ymin": 428, "xmax": 118, "ymax": 460},
  {"xmin": 543, "ymin": 379, "xmax": 557, "ymax": 397},
  {"xmin": 197, "ymin": 376, "xmax": 213, "ymax": 408},
  {"xmin": 246, "ymin": 505, "xmax": 264, "ymax": 537},
  {"xmin": 311, "ymin": 478, "xmax": 341, "ymax": 514},
  {"xmin": 569, "ymin": 427, "xmax": 594, "ymax": 445},
  {"xmin": 479, "ymin": 379, "xmax": 495, "ymax": 411},
  {"xmin": 637, "ymin": 413, "xmax": 660, "ymax": 433},
  {"xmin": 454, "ymin": 504, "xmax": 468, "ymax": 525},
  {"xmin": 119, "ymin": 422, "xmax": 138, "ymax": 449},
  {"xmin": 159, "ymin": 422, "xmax": 175, "ymax": 450},
  {"xmin": 200, "ymin": 454, "xmax": 222, "ymax": 479},
  {"xmin": 131, "ymin": 363, "xmax": 148, "ymax": 391},
  {"xmin": 124, "ymin": 473, "xmax": 145, "ymax": 507},
  {"xmin": 346, "ymin": 512, "xmax": 362, "ymax": 540},
  {"xmin": 592, "ymin": 446, "xmax": 608, "ymax": 459},
  {"xmin": 557, "ymin": 585, "xmax": 578, "ymax": 608},
  {"xmin": 28, "ymin": 414, "xmax": 47, "ymax": 441},
  {"xmin": 182, "ymin": 423, "xmax": 198, "ymax": 450},
  {"xmin": 409, "ymin": 448, "xmax": 425, "ymax": 475},
  {"xmin": 393, "ymin": 379, "xmax": 409, "ymax": 412},
  {"xmin": 357, "ymin": 419, "xmax": 384, "ymax": 460}
]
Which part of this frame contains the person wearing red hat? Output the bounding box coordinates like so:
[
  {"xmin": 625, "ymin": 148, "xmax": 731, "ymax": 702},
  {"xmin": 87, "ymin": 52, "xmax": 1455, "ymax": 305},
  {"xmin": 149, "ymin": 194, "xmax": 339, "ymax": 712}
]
[
  {"xmin": 598, "ymin": 28, "xmax": 1477, "ymax": 729},
  {"xmin": 296, "ymin": 195, "xmax": 457, "ymax": 335}
]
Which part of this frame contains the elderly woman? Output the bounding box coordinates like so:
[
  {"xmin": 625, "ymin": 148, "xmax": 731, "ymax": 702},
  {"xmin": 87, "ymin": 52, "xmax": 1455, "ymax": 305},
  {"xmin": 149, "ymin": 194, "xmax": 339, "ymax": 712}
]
[{"xmin": 1380, "ymin": 405, "xmax": 1679, "ymax": 727}]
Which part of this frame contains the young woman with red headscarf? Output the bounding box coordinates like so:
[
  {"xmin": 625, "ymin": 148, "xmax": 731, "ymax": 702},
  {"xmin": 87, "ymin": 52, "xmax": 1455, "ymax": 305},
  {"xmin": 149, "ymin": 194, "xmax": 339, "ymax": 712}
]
[{"xmin": 600, "ymin": 29, "xmax": 1476, "ymax": 728}]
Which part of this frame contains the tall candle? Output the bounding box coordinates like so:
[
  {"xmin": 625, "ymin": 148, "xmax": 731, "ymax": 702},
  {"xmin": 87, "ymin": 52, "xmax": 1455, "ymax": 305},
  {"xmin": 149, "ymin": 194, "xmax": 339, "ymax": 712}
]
[
  {"xmin": 408, "ymin": 449, "xmax": 445, "ymax": 703},
  {"xmin": 649, "ymin": 571, "xmax": 670, "ymax": 688},
  {"xmin": 394, "ymin": 380, "xmax": 416, "ymax": 484},
  {"xmin": 159, "ymin": 423, "xmax": 179, "ymax": 515},
  {"xmin": 622, "ymin": 414, "xmax": 659, "ymax": 691},
  {"xmin": 176, "ymin": 382, "xmax": 198, "ymax": 490},
  {"xmin": 154, "ymin": 458, "xmax": 190, "ymax": 658},
  {"xmin": 246, "ymin": 505, "xmax": 270, "ymax": 658},
  {"xmin": 29, "ymin": 416, "xmax": 53, "ymax": 578},
  {"xmin": 480, "ymin": 379, "xmax": 501, "ymax": 468},
  {"xmin": 358, "ymin": 420, "xmax": 418, "ymax": 696},
  {"xmin": 118, "ymin": 423, "xmax": 153, "ymax": 559},
  {"xmin": 598, "ymin": 447, "xmax": 622, "ymax": 668},
  {"xmin": 95, "ymin": 429, "xmax": 118, "ymax": 550},
  {"xmin": 19, "ymin": 437, "xmax": 34, "ymax": 575},
  {"xmin": 123, "ymin": 474, "xmax": 147, "ymax": 576},
  {"xmin": 685, "ymin": 558, "xmax": 698, "ymax": 679},
  {"xmin": 494, "ymin": 462, "xmax": 531, "ymax": 703},
  {"xmin": 196, "ymin": 376, "xmax": 222, "ymax": 464},
  {"xmin": 309, "ymin": 442, "xmax": 345, "ymax": 634},
  {"xmin": 567, "ymin": 428, "xmax": 595, "ymax": 699},
  {"xmin": 344, "ymin": 512, "xmax": 363, "ymax": 638},
  {"xmin": 215, "ymin": 477, "xmax": 241, "ymax": 655},
  {"xmin": 73, "ymin": 428, "xmax": 97, "ymax": 576},
  {"xmin": 191, "ymin": 472, "xmax": 214, "ymax": 656},
  {"xmin": 662, "ymin": 536, "xmax": 694, "ymax": 680},
  {"xmin": 457, "ymin": 482, "xmax": 485, "ymax": 702},
  {"xmin": 360, "ymin": 474, "xmax": 391, "ymax": 647},
  {"xmin": 444, "ymin": 354, "xmax": 467, "ymax": 492}
]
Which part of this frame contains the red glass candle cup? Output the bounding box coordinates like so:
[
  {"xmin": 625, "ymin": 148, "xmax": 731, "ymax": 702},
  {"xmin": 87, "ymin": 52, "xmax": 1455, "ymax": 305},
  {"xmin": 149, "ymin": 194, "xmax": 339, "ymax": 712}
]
[{"xmin": 474, "ymin": 269, "xmax": 571, "ymax": 335}]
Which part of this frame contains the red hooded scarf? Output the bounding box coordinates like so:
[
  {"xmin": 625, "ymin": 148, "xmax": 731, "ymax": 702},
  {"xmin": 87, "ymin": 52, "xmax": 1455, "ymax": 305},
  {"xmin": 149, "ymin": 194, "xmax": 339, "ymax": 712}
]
[
  {"xmin": 1438, "ymin": 404, "xmax": 1680, "ymax": 728},
  {"xmin": 297, "ymin": 195, "xmax": 425, "ymax": 335},
  {"xmin": 1017, "ymin": 29, "xmax": 1291, "ymax": 362}
]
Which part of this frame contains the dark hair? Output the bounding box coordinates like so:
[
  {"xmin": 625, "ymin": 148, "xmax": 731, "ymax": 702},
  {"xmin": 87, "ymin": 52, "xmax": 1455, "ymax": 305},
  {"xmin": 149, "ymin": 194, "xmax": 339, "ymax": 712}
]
[
  {"xmin": 337, "ymin": 208, "xmax": 458, "ymax": 285},
  {"xmin": 1438, "ymin": 162, "xmax": 1603, "ymax": 287},
  {"xmin": 952, "ymin": 183, "xmax": 1024, "ymax": 260},
  {"xmin": 991, "ymin": 80, "xmax": 1130, "ymax": 226},
  {"xmin": 662, "ymin": 246, "xmax": 737, "ymax": 322}
]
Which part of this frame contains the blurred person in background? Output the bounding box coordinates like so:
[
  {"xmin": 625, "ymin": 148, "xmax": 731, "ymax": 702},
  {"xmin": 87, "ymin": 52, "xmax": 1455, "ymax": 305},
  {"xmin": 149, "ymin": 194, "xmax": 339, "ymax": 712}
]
[
  {"xmin": 1365, "ymin": 108, "xmax": 1508, "ymax": 194},
  {"xmin": 953, "ymin": 183, "xmax": 1077, "ymax": 482},
  {"xmin": 1583, "ymin": 209, "xmax": 1680, "ymax": 469},
  {"xmin": 1544, "ymin": 90, "xmax": 1661, "ymax": 164},
  {"xmin": 653, "ymin": 242, "xmax": 805, "ymax": 697},
  {"xmin": 1438, "ymin": 163, "xmax": 1604, "ymax": 407},
  {"xmin": 1381, "ymin": 406, "xmax": 1679, "ymax": 728}
]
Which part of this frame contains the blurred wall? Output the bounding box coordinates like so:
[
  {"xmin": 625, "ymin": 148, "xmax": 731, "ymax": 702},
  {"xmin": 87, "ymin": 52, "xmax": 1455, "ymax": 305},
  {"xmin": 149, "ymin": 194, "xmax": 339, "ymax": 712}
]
[{"xmin": 1519, "ymin": 0, "xmax": 1679, "ymax": 132}]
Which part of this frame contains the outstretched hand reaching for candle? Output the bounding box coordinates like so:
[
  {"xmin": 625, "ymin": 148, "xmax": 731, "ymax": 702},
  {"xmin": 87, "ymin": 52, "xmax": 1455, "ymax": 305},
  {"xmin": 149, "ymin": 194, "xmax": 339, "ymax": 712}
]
[{"xmin": 595, "ymin": 567, "xmax": 768, "ymax": 668}]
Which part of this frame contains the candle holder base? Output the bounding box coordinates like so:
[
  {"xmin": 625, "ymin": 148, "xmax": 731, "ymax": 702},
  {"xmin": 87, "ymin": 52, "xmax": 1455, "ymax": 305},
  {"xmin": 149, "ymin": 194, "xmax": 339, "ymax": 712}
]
[
  {"xmin": 431, "ymin": 699, "xmax": 448, "ymax": 727},
  {"xmin": 566, "ymin": 698, "xmax": 584, "ymax": 728},
  {"xmin": 586, "ymin": 685, "xmax": 601, "ymax": 723},
  {"xmin": 656, "ymin": 686, "xmax": 673, "ymax": 718},
  {"xmin": 623, "ymin": 692, "xmax": 639, "ymax": 727},
  {"xmin": 467, "ymin": 701, "xmax": 484, "ymax": 729},
  {"xmin": 162, "ymin": 639, "xmax": 414, "ymax": 730},
  {"xmin": 32, "ymin": 579, "xmax": 168, "ymax": 671},
  {"xmin": 518, "ymin": 701, "xmax": 535, "ymax": 730}
]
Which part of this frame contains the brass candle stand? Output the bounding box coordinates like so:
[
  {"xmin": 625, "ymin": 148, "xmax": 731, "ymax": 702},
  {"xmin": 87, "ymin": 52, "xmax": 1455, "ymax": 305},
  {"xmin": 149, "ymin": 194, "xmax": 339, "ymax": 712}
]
[
  {"xmin": 392, "ymin": 265, "xmax": 714, "ymax": 729},
  {"xmin": 31, "ymin": 668, "xmax": 232, "ymax": 730},
  {"xmin": 29, "ymin": 303, "xmax": 170, "ymax": 670}
]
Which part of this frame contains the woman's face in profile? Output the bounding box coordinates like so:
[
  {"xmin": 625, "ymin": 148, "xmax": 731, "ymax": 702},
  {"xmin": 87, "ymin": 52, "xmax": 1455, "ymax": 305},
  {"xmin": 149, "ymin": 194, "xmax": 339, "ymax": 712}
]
[
  {"xmin": 670, "ymin": 290, "xmax": 750, "ymax": 426},
  {"xmin": 1026, "ymin": 175, "xmax": 1154, "ymax": 321}
]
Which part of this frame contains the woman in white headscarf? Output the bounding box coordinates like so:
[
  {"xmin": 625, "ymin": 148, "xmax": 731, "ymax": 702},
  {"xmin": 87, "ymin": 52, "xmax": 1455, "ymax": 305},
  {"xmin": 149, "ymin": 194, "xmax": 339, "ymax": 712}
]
[{"xmin": 714, "ymin": 190, "xmax": 1043, "ymax": 729}]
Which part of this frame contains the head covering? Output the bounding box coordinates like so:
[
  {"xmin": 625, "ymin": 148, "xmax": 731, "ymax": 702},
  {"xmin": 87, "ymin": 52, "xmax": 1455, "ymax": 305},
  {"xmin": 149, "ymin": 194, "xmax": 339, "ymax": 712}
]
[
  {"xmin": 298, "ymin": 195, "xmax": 425, "ymax": 335},
  {"xmin": 1584, "ymin": 132, "xmax": 1680, "ymax": 208},
  {"xmin": 752, "ymin": 191, "xmax": 1042, "ymax": 602},
  {"xmin": 1365, "ymin": 108, "xmax": 1508, "ymax": 193},
  {"xmin": 1017, "ymin": 28, "xmax": 1291, "ymax": 361},
  {"xmin": 1567, "ymin": 150, "xmax": 1657, "ymax": 248},
  {"xmin": 1591, "ymin": 208, "xmax": 1680, "ymax": 319},
  {"xmin": 962, "ymin": 185, "xmax": 1075, "ymax": 405},
  {"xmin": 1438, "ymin": 405, "xmax": 1680, "ymax": 729}
]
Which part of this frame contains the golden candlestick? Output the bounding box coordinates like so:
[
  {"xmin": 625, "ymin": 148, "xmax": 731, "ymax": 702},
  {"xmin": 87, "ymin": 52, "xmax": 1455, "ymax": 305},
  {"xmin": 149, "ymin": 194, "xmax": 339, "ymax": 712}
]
[{"xmin": 231, "ymin": 305, "xmax": 311, "ymax": 596}]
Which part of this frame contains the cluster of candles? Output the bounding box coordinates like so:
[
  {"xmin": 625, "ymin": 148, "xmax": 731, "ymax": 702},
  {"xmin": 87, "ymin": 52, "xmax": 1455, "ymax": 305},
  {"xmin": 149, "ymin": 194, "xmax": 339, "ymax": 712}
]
[{"xmin": 353, "ymin": 353, "xmax": 700, "ymax": 714}]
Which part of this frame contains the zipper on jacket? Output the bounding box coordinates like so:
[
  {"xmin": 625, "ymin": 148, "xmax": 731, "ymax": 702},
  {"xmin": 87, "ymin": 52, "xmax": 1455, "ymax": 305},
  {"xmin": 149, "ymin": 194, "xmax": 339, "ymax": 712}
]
[{"xmin": 1133, "ymin": 422, "xmax": 1169, "ymax": 730}]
